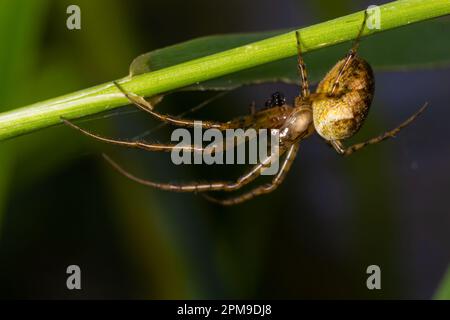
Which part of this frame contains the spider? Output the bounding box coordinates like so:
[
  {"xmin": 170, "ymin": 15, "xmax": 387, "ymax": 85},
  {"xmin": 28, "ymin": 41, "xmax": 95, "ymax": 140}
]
[{"xmin": 62, "ymin": 11, "xmax": 428, "ymax": 206}]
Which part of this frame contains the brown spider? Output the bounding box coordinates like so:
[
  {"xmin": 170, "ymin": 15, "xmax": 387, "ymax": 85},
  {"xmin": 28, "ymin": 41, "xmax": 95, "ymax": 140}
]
[{"xmin": 62, "ymin": 11, "xmax": 428, "ymax": 206}]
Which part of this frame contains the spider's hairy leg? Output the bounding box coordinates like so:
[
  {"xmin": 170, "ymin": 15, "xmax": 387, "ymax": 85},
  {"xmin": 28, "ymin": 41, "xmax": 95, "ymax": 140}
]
[
  {"xmin": 329, "ymin": 10, "xmax": 369, "ymax": 96},
  {"xmin": 103, "ymin": 147, "xmax": 286, "ymax": 192},
  {"xmin": 295, "ymin": 31, "xmax": 310, "ymax": 97},
  {"xmin": 330, "ymin": 102, "xmax": 429, "ymax": 156},
  {"xmin": 134, "ymin": 91, "xmax": 230, "ymax": 140},
  {"xmin": 203, "ymin": 143, "xmax": 300, "ymax": 206},
  {"xmin": 113, "ymin": 82, "xmax": 235, "ymax": 130},
  {"xmin": 61, "ymin": 117, "xmax": 204, "ymax": 153}
]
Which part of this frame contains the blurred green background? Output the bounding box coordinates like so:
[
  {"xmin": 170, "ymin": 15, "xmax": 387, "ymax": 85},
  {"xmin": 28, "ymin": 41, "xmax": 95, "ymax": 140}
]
[{"xmin": 0, "ymin": 0, "xmax": 449, "ymax": 299}]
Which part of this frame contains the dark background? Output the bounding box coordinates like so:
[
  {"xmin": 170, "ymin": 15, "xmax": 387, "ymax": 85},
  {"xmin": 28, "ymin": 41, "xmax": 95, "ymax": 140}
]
[{"xmin": 0, "ymin": 0, "xmax": 449, "ymax": 299}]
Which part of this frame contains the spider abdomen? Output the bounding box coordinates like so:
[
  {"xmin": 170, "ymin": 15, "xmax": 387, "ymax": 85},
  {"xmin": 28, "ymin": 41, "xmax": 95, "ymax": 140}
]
[{"xmin": 312, "ymin": 56, "xmax": 375, "ymax": 141}]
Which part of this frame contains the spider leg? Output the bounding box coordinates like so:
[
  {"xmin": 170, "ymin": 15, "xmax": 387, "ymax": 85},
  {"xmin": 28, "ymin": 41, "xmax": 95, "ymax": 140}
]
[
  {"xmin": 61, "ymin": 117, "xmax": 204, "ymax": 153},
  {"xmin": 203, "ymin": 143, "xmax": 299, "ymax": 205},
  {"xmin": 330, "ymin": 102, "xmax": 429, "ymax": 156},
  {"xmin": 114, "ymin": 81, "xmax": 235, "ymax": 130},
  {"xmin": 103, "ymin": 147, "xmax": 286, "ymax": 192},
  {"xmin": 295, "ymin": 31, "xmax": 310, "ymax": 97},
  {"xmin": 134, "ymin": 91, "xmax": 230, "ymax": 140},
  {"xmin": 329, "ymin": 10, "xmax": 369, "ymax": 96}
]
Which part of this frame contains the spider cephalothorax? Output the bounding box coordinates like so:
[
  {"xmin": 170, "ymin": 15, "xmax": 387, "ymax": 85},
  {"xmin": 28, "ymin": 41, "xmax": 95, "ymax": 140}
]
[{"xmin": 62, "ymin": 10, "xmax": 428, "ymax": 205}]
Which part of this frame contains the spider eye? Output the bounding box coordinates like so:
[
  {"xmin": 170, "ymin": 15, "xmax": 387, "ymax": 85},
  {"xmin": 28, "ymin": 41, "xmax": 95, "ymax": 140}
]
[{"xmin": 265, "ymin": 92, "xmax": 286, "ymax": 107}]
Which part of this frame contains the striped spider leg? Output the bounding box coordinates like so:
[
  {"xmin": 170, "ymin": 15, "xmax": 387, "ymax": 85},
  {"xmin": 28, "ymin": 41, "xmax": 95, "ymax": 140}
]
[{"xmin": 62, "ymin": 82, "xmax": 307, "ymax": 199}]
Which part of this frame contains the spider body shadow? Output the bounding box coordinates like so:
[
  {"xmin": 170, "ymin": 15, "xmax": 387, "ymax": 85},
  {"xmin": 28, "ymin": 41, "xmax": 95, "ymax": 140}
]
[{"xmin": 62, "ymin": 10, "xmax": 428, "ymax": 205}]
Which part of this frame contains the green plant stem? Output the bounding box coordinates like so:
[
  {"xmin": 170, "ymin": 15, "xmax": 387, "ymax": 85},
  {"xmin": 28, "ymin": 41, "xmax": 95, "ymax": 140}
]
[
  {"xmin": 435, "ymin": 266, "xmax": 450, "ymax": 299},
  {"xmin": 0, "ymin": 0, "xmax": 449, "ymax": 141}
]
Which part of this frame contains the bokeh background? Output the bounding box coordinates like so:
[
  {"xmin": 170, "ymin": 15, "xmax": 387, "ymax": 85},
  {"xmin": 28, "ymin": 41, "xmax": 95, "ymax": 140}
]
[{"xmin": 0, "ymin": 0, "xmax": 449, "ymax": 299}]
